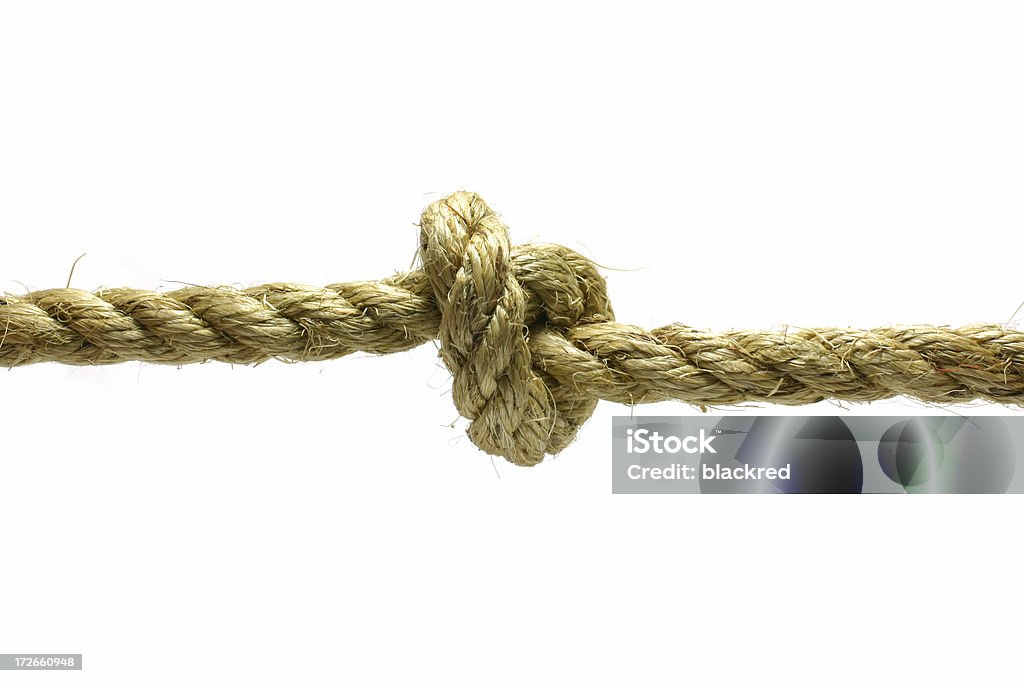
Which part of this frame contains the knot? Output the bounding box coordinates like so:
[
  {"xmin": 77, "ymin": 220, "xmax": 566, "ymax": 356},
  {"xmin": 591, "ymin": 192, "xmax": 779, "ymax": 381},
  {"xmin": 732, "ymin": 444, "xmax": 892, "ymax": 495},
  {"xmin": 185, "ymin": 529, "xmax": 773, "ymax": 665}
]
[{"xmin": 419, "ymin": 192, "xmax": 614, "ymax": 466}]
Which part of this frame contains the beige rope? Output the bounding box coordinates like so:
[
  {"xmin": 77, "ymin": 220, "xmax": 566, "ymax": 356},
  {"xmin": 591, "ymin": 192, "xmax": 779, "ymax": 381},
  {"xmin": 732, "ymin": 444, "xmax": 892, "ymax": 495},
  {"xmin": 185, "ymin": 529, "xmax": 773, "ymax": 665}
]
[{"xmin": 3, "ymin": 191, "xmax": 1023, "ymax": 465}]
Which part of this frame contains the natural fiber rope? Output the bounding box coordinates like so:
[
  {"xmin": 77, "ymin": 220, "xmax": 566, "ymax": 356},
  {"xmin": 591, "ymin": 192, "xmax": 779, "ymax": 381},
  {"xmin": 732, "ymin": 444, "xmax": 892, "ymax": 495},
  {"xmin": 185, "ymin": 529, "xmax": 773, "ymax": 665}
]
[{"xmin": 3, "ymin": 191, "xmax": 1023, "ymax": 465}]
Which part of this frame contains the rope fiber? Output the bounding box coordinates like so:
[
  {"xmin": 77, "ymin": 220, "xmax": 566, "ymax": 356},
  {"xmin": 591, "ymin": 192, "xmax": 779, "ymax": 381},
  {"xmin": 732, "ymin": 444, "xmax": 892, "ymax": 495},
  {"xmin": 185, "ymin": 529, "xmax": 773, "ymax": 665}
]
[{"xmin": 3, "ymin": 191, "xmax": 1022, "ymax": 465}]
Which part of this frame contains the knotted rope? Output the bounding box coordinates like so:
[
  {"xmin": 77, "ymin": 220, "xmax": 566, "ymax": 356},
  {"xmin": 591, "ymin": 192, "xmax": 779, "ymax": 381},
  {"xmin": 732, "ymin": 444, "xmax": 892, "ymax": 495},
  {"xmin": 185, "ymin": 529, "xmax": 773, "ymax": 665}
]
[{"xmin": 2, "ymin": 191, "xmax": 1023, "ymax": 465}]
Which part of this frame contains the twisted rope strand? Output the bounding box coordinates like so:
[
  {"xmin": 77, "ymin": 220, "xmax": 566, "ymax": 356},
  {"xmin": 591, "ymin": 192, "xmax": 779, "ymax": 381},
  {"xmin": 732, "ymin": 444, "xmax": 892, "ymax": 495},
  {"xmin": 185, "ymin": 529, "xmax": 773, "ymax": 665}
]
[
  {"xmin": 530, "ymin": 322, "xmax": 1024, "ymax": 407},
  {"xmin": 3, "ymin": 191, "xmax": 1022, "ymax": 465},
  {"xmin": 0, "ymin": 244, "xmax": 607, "ymax": 367}
]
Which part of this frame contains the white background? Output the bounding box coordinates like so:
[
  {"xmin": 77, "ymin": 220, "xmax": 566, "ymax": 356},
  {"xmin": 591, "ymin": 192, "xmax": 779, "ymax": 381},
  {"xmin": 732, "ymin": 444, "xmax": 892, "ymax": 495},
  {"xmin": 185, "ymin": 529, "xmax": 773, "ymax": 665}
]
[{"xmin": 1, "ymin": 2, "xmax": 1022, "ymax": 681}]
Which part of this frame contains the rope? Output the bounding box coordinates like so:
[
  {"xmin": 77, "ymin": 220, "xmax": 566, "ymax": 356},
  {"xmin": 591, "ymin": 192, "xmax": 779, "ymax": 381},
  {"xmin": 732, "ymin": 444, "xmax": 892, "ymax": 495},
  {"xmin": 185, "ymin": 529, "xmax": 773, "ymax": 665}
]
[{"xmin": 2, "ymin": 191, "xmax": 1022, "ymax": 465}]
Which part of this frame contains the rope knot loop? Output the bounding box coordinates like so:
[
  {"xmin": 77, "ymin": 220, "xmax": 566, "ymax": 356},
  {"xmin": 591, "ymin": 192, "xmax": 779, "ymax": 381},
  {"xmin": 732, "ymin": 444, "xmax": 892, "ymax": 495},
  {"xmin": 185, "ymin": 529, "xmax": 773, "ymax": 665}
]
[{"xmin": 419, "ymin": 191, "xmax": 613, "ymax": 466}]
